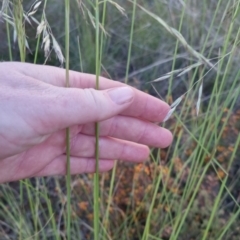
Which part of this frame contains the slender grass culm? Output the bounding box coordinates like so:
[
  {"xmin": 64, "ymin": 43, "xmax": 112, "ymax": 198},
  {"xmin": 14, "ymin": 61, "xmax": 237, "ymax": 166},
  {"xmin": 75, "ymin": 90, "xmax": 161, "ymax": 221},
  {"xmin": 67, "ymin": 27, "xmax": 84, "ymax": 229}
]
[
  {"xmin": 64, "ymin": 0, "xmax": 71, "ymax": 239},
  {"xmin": 125, "ymin": 0, "xmax": 137, "ymax": 85},
  {"xmin": 94, "ymin": 0, "xmax": 101, "ymax": 239}
]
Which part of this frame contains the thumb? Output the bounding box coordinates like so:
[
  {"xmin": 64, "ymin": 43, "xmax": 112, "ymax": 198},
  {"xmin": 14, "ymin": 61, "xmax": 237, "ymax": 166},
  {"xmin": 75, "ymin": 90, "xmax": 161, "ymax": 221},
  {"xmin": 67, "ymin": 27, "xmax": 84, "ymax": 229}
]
[{"xmin": 40, "ymin": 86, "xmax": 134, "ymax": 134}]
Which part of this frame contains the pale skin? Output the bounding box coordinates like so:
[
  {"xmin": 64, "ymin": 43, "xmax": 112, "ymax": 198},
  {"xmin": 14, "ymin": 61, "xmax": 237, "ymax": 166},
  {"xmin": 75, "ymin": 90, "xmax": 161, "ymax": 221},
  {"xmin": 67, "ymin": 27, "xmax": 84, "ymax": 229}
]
[{"xmin": 0, "ymin": 62, "xmax": 173, "ymax": 183}]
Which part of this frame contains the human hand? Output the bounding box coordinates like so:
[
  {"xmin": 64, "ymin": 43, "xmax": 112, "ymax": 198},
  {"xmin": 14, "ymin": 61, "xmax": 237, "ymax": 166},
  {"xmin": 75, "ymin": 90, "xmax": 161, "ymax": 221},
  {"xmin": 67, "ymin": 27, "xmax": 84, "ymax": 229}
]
[{"xmin": 0, "ymin": 62, "xmax": 172, "ymax": 183}]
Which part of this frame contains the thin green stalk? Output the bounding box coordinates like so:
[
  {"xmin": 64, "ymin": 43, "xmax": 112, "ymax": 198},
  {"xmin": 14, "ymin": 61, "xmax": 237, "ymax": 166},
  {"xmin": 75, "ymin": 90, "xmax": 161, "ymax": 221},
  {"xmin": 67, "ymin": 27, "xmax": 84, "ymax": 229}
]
[
  {"xmin": 77, "ymin": 36, "xmax": 83, "ymax": 72},
  {"xmin": 64, "ymin": 0, "xmax": 71, "ymax": 239},
  {"xmin": 217, "ymin": 206, "xmax": 240, "ymax": 240},
  {"xmin": 200, "ymin": 83, "xmax": 240, "ymax": 239},
  {"xmin": 170, "ymin": 163, "xmax": 211, "ymax": 240},
  {"xmin": 43, "ymin": 179, "xmax": 60, "ymax": 240},
  {"xmin": 180, "ymin": 37, "xmax": 240, "ymax": 204},
  {"xmin": 167, "ymin": 0, "xmax": 186, "ymax": 97},
  {"xmin": 120, "ymin": 2, "xmax": 137, "ymax": 232},
  {"xmin": 169, "ymin": 75, "xmax": 238, "ymax": 238},
  {"xmin": 25, "ymin": 179, "xmax": 39, "ymax": 239},
  {"xmin": 102, "ymin": 161, "xmax": 117, "ymax": 237},
  {"xmin": 142, "ymin": 139, "xmax": 183, "ymax": 239},
  {"xmin": 155, "ymin": 130, "xmax": 183, "ymax": 238},
  {"xmin": 94, "ymin": 0, "xmax": 100, "ymax": 239},
  {"xmin": 98, "ymin": 2, "xmax": 108, "ymax": 238},
  {"xmin": 94, "ymin": 121, "xmax": 100, "ymax": 238},
  {"xmin": 6, "ymin": 8, "xmax": 12, "ymax": 61},
  {"xmin": 202, "ymin": 131, "xmax": 240, "ymax": 240},
  {"xmin": 189, "ymin": 28, "xmax": 240, "ymax": 200},
  {"xmin": 141, "ymin": 166, "xmax": 164, "ymax": 240},
  {"xmin": 99, "ymin": 0, "xmax": 107, "ymax": 65},
  {"xmin": 125, "ymin": 0, "xmax": 137, "ymax": 84}
]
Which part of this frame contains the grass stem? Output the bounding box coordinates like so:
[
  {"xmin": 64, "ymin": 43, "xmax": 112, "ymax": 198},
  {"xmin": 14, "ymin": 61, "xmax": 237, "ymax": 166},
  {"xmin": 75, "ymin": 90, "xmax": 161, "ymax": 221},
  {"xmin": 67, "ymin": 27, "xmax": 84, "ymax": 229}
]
[
  {"xmin": 64, "ymin": 0, "xmax": 71, "ymax": 238},
  {"xmin": 94, "ymin": 1, "xmax": 100, "ymax": 239}
]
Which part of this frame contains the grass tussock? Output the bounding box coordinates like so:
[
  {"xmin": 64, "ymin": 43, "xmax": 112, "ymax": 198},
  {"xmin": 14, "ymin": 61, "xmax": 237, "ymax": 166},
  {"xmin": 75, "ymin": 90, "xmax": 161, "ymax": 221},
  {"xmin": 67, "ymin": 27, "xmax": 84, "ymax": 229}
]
[{"xmin": 1, "ymin": 0, "xmax": 240, "ymax": 239}]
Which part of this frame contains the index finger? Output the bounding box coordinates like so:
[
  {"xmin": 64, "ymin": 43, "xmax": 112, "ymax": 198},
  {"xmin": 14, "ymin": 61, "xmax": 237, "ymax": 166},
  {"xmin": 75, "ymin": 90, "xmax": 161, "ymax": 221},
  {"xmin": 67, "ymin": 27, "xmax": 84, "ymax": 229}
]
[{"xmin": 11, "ymin": 62, "xmax": 170, "ymax": 122}]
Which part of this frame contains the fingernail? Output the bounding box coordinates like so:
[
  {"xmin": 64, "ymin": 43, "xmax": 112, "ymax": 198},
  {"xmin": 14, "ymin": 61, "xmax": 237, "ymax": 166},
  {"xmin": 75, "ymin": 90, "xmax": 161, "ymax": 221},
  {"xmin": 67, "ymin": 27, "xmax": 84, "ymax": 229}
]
[{"xmin": 107, "ymin": 87, "xmax": 134, "ymax": 105}]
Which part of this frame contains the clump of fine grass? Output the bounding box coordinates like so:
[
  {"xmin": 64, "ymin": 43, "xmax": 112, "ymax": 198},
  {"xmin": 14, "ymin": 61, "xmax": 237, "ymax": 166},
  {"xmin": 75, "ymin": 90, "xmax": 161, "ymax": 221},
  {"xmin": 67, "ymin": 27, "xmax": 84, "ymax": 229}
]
[{"xmin": 1, "ymin": 0, "xmax": 240, "ymax": 239}]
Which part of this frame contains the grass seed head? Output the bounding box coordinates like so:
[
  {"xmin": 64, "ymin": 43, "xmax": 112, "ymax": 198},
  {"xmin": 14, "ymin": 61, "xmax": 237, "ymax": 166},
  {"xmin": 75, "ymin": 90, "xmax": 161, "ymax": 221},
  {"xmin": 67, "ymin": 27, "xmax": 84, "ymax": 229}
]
[
  {"xmin": 0, "ymin": 0, "xmax": 9, "ymax": 13},
  {"xmin": 171, "ymin": 95, "xmax": 184, "ymax": 109},
  {"xmin": 196, "ymin": 81, "xmax": 203, "ymax": 116},
  {"xmin": 44, "ymin": 35, "xmax": 50, "ymax": 57},
  {"xmin": 33, "ymin": 1, "xmax": 42, "ymax": 11},
  {"xmin": 163, "ymin": 106, "xmax": 177, "ymax": 122},
  {"xmin": 52, "ymin": 35, "xmax": 65, "ymax": 66},
  {"xmin": 27, "ymin": 10, "xmax": 38, "ymax": 16},
  {"xmin": 36, "ymin": 20, "xmax": 45, "ymax": 36}
]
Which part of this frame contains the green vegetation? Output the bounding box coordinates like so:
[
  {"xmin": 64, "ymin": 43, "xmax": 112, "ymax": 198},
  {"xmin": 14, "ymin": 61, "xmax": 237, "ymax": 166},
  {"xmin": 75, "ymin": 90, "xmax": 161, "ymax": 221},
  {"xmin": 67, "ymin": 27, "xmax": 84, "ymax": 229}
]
[{"xmin": 1, "ymin": 0, "xmax": 240, "ymax": 239}]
